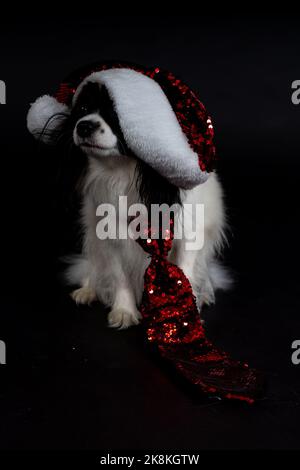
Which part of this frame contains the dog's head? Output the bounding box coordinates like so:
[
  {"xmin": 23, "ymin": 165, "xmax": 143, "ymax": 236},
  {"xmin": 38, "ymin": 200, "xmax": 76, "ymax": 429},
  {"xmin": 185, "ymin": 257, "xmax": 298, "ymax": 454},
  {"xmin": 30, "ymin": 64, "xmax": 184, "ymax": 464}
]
[{"xmin": 71, "ymin": 82, "xmax": 128, "ymax": 159}]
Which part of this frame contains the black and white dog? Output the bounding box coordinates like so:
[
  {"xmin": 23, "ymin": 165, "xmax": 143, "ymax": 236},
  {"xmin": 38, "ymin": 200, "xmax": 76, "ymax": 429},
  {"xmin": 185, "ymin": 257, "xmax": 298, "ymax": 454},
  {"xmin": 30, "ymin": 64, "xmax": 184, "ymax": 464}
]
[{"xmin": 28, "ymin": 68, "xmax": 230, "ymax": 329}]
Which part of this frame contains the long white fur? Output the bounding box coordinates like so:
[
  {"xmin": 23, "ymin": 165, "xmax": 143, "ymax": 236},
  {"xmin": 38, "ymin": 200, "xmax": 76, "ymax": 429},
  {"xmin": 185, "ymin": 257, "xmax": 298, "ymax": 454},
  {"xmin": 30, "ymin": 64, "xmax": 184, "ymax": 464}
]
[{"xmin": 67, "ymin": 147, "xmax": 230, "ymax": 328}]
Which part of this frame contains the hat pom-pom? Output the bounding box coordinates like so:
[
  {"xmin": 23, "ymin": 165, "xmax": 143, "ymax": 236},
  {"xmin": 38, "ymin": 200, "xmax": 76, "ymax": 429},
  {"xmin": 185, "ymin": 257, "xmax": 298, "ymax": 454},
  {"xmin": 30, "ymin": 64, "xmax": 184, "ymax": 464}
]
[{"xmin": 27, "ymin": 95, "xmax": 69, "ymax": 143}]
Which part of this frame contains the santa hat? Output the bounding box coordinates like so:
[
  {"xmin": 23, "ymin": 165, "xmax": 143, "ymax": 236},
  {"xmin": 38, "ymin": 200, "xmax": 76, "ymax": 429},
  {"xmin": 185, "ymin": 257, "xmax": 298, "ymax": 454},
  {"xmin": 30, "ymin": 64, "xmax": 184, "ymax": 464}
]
[{"xmin": 27, "ymin": 61, "xmax": 216, "ymax": 190}]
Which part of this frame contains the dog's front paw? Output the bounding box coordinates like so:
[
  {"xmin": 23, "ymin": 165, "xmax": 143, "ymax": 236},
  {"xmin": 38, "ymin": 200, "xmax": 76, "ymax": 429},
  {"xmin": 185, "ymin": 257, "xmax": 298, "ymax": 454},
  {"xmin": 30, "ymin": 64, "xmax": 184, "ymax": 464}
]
[
  {"xmin": 70, "ymin": 287, "xmax": 97, "ymax": 305},
  {"xmin": 108, "ymin": 308, "xmax": 142, "ymax": 329}
]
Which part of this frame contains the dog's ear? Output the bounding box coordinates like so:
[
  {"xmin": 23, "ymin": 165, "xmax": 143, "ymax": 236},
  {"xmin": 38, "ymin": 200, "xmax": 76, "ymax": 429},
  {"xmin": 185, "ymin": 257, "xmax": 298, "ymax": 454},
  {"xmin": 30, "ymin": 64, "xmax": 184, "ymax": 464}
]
[{"xmin": 27, "ymin": 95, "xmax": 70, "ymax": 144}]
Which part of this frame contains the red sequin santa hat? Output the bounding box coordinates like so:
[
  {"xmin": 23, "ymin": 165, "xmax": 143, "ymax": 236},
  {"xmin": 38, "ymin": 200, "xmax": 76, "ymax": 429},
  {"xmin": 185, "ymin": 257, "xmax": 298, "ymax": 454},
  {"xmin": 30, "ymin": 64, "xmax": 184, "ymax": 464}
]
[{"xmin": 27, "ymin": 61, "xmax": 216, "ymax": 189}]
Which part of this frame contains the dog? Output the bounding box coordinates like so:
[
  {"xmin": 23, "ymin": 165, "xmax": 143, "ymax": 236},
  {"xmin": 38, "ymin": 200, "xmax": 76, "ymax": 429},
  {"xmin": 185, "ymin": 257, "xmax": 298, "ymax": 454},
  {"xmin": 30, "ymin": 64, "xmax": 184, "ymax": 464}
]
[{"xmin": 45, "ymin": 80, "xmax": 230, "ymax": 329}]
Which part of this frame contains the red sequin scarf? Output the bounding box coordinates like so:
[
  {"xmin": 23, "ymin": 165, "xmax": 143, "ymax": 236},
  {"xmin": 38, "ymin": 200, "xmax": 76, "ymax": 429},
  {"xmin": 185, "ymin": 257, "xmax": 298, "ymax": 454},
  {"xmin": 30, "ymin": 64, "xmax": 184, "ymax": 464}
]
[{"xmin": 137, "ymin": 220, "xmax": 264, "ymax": 404}]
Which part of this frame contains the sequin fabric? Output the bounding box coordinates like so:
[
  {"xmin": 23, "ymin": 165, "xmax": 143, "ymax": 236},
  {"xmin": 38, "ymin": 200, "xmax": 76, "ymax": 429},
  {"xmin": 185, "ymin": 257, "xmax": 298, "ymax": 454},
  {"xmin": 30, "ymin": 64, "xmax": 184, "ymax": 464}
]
[{"xmin": 137, "ymin": 221, "xmax": 264, "ymax": 403}]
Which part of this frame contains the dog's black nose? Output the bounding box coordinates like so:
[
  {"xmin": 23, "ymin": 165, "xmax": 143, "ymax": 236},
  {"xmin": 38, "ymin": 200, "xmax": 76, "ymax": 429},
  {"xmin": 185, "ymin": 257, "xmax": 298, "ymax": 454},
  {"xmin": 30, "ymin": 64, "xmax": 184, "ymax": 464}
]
[{"xmin": 77, "ymin": 120, "xmax": 99, "ymax": 138}]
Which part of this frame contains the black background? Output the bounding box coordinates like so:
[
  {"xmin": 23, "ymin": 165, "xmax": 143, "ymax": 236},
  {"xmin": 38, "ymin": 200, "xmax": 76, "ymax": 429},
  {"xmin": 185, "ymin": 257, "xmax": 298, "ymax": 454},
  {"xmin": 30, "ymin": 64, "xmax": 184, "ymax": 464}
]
[{"xmin": 0, "ymin": 15, "xmax": 300, "ymax": 451}]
